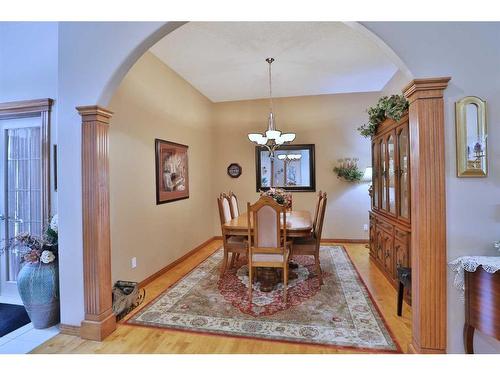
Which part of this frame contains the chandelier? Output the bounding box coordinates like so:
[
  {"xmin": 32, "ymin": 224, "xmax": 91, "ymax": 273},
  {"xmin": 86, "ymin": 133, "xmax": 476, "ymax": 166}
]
[
  {"xmin": 277, "ymin": 153, "xmax": 302, "ymax": 161},
  {"xmin": 248, "ymin": 58, "xmax": 296, "ymax": 157}
]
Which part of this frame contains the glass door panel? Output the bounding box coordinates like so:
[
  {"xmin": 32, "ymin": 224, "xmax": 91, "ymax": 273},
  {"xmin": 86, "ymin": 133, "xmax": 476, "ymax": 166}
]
[
  {"xmin": 0, "ymin": 116, "xmax": 42, "ymax": 302},
  {"xmin": 388, "ymin": 134, "xmax": 396, "ymax": 214},
  {"xmin": 380, "ymin": 140, "xmax": 386, "ymax": 211},
  {"xmin": 372, "ymin": 142, "xmax": 378, "ymax": 208},
  {"xmin": 398, "ymin": 127, "xmax": 410, "ymax": 219}
]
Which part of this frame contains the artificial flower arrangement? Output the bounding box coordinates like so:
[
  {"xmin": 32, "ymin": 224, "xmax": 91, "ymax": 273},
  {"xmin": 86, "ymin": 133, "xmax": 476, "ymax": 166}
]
[
  {"xmin": 260, "ymin": 188, "xmax": 293, "ymax": 210},
  {"xmin": 4, "ymin": 214, "xmax": 58, "ymax": 265},
  {"xmin": 357, "ymin": 94, "xmax": 409, "ymax": 138},
  {"xmin": 334, "ymin": 158, "xmax": 363, "ymax": 182}
]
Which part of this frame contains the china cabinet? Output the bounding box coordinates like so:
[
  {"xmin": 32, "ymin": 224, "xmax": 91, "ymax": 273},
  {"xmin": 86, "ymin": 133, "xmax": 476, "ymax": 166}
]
[{"xmin": 369, "ymin": 113, "xmax": 412, "ymax": 304}]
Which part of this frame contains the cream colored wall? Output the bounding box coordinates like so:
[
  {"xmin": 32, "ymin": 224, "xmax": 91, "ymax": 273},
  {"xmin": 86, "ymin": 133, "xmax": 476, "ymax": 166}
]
[
  {"xmin": 212, "ymin": 92, "xmax": 380, "ymax": 240},
  {"xmin": 108, "ymin": 52, "xmax": 216, "ymax": 283},
  {"xmin": 108, "ymin": 51, "xmax": 393, "ymax": 283}
]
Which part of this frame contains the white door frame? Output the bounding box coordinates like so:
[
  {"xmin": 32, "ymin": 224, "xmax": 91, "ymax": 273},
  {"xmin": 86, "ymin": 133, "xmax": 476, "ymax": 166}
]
[{"xmin": 0, "ymin": 99, "xmax": 53, "ymax": 304}]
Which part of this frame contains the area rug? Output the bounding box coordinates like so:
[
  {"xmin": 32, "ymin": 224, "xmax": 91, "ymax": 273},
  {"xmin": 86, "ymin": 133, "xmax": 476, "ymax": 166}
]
[
  {"xmin": 0, "ymin": 303, "xmax": 31, "ymax": 337},
  {"xmin": 126, "ymin": 245, "xmax": 400, "ymax": 352}
]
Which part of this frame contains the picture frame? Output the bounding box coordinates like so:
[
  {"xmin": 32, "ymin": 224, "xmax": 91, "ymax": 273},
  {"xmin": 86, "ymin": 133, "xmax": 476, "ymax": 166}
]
[
  {"xmin": 155, "ymin": 139, "xmax": 189, "ymax": 204},
  {"xmin": 455, "ymin": 96, "xmax": 488, "ymax": 177},
  {"xmin": 255, "ymin": 144, "xmax": 316, "ymax": 192}
]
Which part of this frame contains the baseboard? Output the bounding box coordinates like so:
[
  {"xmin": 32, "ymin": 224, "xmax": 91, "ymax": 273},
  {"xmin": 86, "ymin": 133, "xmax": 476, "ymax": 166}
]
[
  {"xmin": 322, "ymin": 238, "xmax": 369, "ymax": 244},
  {"xmin": 138, "ymin": 236, "xmax": 221, "ymax": 288},
  {"xmin": 59, "ymin": 323, "xmax": 81, "ymax": 336}
]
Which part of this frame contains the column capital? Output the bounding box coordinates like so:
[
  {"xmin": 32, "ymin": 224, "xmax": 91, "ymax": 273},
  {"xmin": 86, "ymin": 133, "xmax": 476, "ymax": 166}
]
[
  {"xmin": 403, "ymin": 77, "xmax": 451, "ymax": 102},
  {"xmin": 76, "ymin": 105, "xmax": 113, "ymax": 124}
]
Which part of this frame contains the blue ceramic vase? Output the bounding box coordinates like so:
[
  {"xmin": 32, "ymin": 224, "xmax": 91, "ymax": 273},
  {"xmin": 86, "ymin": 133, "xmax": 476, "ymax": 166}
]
[{"xmin": 17, "ymin": 261, "xmax": 60, "ymax": 329}]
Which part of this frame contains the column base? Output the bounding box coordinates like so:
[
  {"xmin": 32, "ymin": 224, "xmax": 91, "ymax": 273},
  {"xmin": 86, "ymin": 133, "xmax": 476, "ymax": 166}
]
[
  {"xmin": 80, "ymin": 312, "xmax": 116, "ymax": 341},
  {"xmin": 408, "ymin": 342, "xmax": 446, "ymax": 354}
]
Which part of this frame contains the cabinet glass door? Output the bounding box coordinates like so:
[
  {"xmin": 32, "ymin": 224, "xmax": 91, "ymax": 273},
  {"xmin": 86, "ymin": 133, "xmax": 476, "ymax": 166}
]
[
  {"xmin": 380, "ymin": 140, "xmax": 386, "ymax": 210},
  {"xmin": 387, "ymin": 134, "xmax": 396, "ymax": 214},
  {"xmin": 372, "ymin": 142, "xmax": 378, "ymax": 208},
  {"xmin": 398, "ymin": 127, "xmax": 410, "ymax": 219}
]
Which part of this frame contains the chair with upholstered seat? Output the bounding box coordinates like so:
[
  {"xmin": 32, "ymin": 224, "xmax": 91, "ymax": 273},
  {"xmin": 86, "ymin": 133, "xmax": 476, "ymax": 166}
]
[
  {"xmin": 292, "ymin": 192, "xmax": 327, "ymax": 285},
  {"xmin": 247, "ymin": 196, "xmax": 291, "ymax": 304},
  {"xmin": 228, "ymin": 191, "xmax": 240, "ymax": 219},
  {"xmin": 217, "ymin": 193, "xmax": 247, "ymax": 276}
]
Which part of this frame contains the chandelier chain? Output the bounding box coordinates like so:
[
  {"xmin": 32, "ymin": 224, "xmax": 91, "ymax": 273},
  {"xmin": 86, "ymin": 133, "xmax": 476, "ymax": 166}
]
[{"xmin": 267, "ymin": 58, "xmax": 273, "ymax": 112}]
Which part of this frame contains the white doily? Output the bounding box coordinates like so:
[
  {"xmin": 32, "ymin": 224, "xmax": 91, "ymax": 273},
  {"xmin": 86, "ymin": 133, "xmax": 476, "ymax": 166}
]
[{"xmin": 448, "ymin": 256, "xmax": 500, "ymax": 298}]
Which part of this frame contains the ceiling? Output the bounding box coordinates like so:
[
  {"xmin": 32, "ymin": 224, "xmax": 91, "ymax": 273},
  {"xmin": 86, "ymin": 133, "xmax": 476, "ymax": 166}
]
[{"xmin": 150, "ymin": 22, "xmax": 398, "ymax": 102}]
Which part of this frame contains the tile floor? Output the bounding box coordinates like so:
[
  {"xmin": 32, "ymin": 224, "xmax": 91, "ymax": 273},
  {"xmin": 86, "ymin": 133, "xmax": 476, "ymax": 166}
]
[{"xmin": 0, "ymin": 323, "xmax": 59, "ymax": 354}]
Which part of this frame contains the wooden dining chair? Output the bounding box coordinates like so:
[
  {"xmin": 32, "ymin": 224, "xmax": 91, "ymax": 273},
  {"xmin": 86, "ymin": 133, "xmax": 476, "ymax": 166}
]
[
  {"xmin": 312, "ymin": 190, "xmax": 323, "ymax": 236},
  {"xmin": 217, "ymin": 193, "xmax": 247, "ymax": 276},
  {"xmin": 292, "ymin": 192, "xmax": 327, "ymax": 285},
  {"xmin": 228, "ymin": 191, "xmax": 239, "ymax": 219},
  {"xmin": 247, "ymin": 196, "xmax": 292, "ymax": 304}
]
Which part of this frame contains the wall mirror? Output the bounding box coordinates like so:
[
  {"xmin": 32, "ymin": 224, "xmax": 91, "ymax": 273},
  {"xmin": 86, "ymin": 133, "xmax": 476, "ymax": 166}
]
[
  {"xmin": 455, "ymin": 96, "xmax": 487, "ymax": 177},
  {"xmin": 255, "ymin": 144, "xmax": 315, "ymax": 192}
]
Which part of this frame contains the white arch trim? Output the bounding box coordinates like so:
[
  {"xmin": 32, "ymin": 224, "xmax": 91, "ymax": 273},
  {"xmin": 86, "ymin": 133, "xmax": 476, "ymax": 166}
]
[{"xmin": 344, "ymin": 21, "xmax": 413, "ymax": 80}]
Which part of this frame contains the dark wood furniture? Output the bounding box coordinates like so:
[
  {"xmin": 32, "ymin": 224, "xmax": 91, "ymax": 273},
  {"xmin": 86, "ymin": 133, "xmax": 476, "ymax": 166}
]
[
  {"xmin": 464, "ymin": 267, "xmax": 500, "ymax": 354},
  {"xmin": 369, "ymin": 113, "xmax": 412, "ymax": 304},
  {"xmin": 397, "ymin": 267, "xmax": 411, "ymax": 316}
]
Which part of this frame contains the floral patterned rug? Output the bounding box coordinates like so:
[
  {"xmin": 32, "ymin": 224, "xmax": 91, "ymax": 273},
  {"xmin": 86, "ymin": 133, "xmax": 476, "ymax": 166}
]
[{"xmin": 126, "ymin": 246, "xmax": 400, "ymax": 352}]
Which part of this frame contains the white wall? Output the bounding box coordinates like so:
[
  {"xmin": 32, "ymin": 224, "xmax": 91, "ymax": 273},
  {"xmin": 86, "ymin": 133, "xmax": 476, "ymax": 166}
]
[
  {"xmin": 365, "ymin": 21, "xmax": 500, "ymax": 353},
  {"xmin": 0, "ymin": 22, "xmax": 59, "ymax": 213}
]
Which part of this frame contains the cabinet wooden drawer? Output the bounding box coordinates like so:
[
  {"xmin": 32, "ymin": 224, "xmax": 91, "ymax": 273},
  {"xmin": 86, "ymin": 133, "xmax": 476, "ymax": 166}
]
[
  {"xmin": 394, "ymin": 228, "xmax": 409, "ymax": 242},
  {"xmin": 377, "ymin": 219, "xmax": 394, "ymax": 234}
]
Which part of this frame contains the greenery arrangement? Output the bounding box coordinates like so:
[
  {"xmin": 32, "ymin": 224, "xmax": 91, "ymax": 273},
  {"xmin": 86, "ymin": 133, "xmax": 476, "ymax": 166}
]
[
  {"xmin": 334, "ymin": 158, "xmax": 363, "ymax": 182},
  {"xmin": 357, "ymin": 94, "xmax": 409, "ymax": 138}
]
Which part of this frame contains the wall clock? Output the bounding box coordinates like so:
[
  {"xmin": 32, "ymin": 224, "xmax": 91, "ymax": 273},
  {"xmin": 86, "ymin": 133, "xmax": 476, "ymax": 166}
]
[{"xmin": 227, "ymin": 163, "xmax": 242, "ymax": 178}]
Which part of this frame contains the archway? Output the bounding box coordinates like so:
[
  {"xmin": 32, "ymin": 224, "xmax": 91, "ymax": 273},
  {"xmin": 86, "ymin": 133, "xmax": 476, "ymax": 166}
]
[{"xmin": 72, "ymin": 22, "xmax": 448, "ymax": 353}]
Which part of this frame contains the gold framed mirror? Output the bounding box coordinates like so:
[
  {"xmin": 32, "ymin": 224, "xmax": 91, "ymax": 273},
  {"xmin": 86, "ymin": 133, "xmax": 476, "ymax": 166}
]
[{"xmin": 455, "ymin": 96, "xmax": 487, "ymax": 177}]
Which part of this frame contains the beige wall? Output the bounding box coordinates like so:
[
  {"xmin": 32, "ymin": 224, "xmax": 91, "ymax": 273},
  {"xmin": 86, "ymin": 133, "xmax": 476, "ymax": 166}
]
[
  {"xmin": 108, "ymin": 51, "xmax": 389, "ymax": 283},
  {"xmin": 212, "ymin": 92, "xmax": 380, "ymax": 240},
  {"xmin": 108, "ymin": 52, "xmax": 216, "ymax": 283}
]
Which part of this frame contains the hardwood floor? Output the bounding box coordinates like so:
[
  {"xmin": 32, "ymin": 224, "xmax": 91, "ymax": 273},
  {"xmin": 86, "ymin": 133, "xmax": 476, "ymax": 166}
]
[{"xmin": 32, "ymin": 241, "xmax": 412, "ymax": 354}]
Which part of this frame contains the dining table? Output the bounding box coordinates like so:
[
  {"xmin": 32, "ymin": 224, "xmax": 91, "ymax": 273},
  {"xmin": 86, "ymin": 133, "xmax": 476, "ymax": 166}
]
[
  {"xmin": 222, "ymin": 210, "xmax": 313, "ymax": 237},
  {"xmin": 222, "ymin": 210, "xmax": 313, "ymax": 292}
]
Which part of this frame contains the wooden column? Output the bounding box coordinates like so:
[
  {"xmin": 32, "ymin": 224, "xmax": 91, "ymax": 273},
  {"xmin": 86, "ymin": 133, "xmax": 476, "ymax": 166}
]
[
  {"xmin": 77, "ymin": 105, "xmax": 116, "ymax": 341},
  {"xmin": 403, "ymin": 77, "xmax": 450, "ymax": 354}
]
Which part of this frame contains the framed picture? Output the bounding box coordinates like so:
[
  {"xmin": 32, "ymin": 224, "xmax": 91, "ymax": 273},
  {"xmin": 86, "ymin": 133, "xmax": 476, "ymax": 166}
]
[
  {"xmin": 155, "ymin": 139, "xmax": 189, "ymax": 204},
  {"xmin": 255, "ymin": 144, "xmax": 316, "ymax": 192}
]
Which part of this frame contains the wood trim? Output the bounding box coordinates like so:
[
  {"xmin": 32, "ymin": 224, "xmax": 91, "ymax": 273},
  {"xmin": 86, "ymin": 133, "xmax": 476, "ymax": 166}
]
[
  {"xmin": 138, "ymin": 236, "xmax": 221, "ymax": 288},
  {"xmin": 403, "ymin": 77, "xmax": 450, "ymax": 354},
  {"xmin": 78, "ymin": 105, "xmax": 116, "ymax": 341},
  {"xmin": 59, "ymin": 324, "xmax": 81, "ymax": 337},
  {"xmin": 321, "ymin": 238, "xmax": 369, "ymax": 244},
  {"xmin": 0, "ymin": 98, "xmax": 53, "ymax": 117}
]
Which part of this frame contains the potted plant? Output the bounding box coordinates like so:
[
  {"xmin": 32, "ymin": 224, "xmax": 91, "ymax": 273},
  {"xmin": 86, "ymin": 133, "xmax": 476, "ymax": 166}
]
[{"xmin": 4, "ymin": 215, "xmax": 59, "ymax": 329}]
